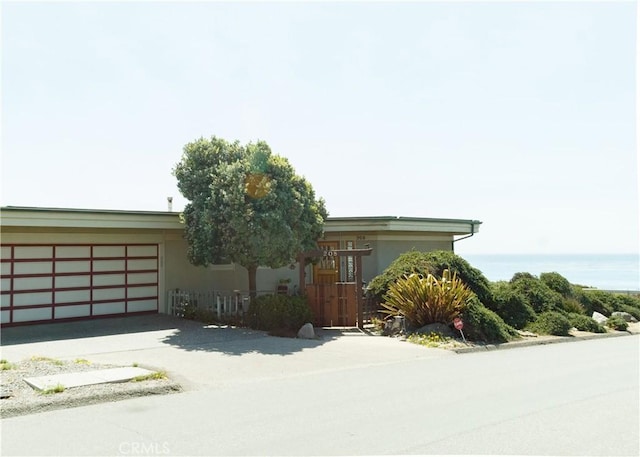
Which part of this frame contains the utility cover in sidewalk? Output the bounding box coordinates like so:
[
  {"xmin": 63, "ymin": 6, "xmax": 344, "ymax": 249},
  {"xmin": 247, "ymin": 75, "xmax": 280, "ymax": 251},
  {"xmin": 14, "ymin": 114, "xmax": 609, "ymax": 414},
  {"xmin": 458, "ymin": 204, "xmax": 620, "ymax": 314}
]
[{"xmin": 24, "ymin": 367, "xmax": 155, "ymax": 391}]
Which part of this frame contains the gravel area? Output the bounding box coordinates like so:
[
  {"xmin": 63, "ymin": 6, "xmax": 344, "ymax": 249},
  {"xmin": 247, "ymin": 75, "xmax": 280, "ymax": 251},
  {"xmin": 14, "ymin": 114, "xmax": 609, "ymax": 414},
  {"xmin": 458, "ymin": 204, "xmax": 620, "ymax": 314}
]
[{"xmin": 0, "ymin": 357, "xmax": 182, "ymax": 419}]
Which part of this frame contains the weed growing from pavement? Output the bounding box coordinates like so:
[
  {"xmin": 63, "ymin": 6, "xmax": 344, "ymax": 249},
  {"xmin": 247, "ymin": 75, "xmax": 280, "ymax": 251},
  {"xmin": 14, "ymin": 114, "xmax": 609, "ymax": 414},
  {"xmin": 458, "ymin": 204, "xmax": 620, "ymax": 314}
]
[
  {"xmin": 1, "ymin": 359, "xmax": 15, "ymax": 370},
  {"xmin": 40, "ymin": 384, "xmax": 66, "ymax": 395},
  {"xmin": 30, "ymin": 356, "xmax": 64, "ymax": 366},
  {"xmin": 74, "ymin": 358, "xmax": 91, "ymax": 365},
  {"xmin": 131, "ymin": 371, "xmax": 167, "ymax": 382}
]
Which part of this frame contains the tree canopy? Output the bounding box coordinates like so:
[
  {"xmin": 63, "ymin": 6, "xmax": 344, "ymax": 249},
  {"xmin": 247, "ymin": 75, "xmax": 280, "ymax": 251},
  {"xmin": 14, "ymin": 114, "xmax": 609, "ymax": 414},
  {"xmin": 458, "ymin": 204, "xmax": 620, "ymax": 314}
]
[{"xmin": 173, "ymin": 136, "xmax": 328, "ymax": 295}]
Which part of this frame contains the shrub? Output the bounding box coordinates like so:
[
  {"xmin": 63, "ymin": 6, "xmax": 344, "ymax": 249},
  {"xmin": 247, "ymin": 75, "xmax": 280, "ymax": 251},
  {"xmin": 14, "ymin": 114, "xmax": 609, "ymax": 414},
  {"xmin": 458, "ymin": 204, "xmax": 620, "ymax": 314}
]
[
  {"xmin": 381, "ymin": 269, "xmax": 474, "ymax": 328},
  {"xmin": 562, "ymin": 298, "xmax": 586, "ymax": 315},
  {"xmin": 540, "ymin": 272, "xmax": 573, "ymax": 298},
  {"xmin": 527, "ymin": 311, "xmax": 572, "ymax": 336},
  {"xmin": 606, "ymin": 315, "xmax": 628, "ymax": 331},
  {"xmin": 460, "ymin": 296, "xmax": 519, "ymax": 343},
  {"xmin": 510, "ymin": 275, "xmax": 564, "ymax": 314},
  {"xmin": 567, "ymin": 313, "xmax": 605, "ymax": 333},
  {"xmin": 488, "ymin": 281, "xmax": 536, "ymax": 329},
  {"xmin": 248, "ymin": 294, "xmax": 313, "ymax": 333},
  {"xmin": 367, "ymin": 250, "xmax": 492, "ymax": 306}
]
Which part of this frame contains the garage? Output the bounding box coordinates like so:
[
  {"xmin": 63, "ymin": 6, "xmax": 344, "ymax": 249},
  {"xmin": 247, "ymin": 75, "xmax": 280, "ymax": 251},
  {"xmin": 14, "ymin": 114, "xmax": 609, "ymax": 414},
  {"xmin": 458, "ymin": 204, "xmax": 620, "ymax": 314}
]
[{"xmin": 1, "ymin": 243, "xmax": 159, "ymax": 325}]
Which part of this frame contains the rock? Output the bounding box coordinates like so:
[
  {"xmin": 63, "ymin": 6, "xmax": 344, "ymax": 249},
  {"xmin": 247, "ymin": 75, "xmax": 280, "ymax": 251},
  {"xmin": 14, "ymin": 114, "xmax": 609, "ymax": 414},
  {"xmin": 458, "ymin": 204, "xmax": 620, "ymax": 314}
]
[
  {"xmin": 592, "ymin": 312, "xmax": 608, "ymax": 324},
  {"xmin": 415, "ymin": 323, "xmax": 455, "ymax": 338},
  {"xmin": 297, "ymin": 323, "xmax": 315, "ymax": 339},
  {"xmin": 611, "ymin": 311, "xmax": 638, "ymax": 323},
  {"xmin": 382, "ymin": 316, "xmax": 406, "ymax": 336}
]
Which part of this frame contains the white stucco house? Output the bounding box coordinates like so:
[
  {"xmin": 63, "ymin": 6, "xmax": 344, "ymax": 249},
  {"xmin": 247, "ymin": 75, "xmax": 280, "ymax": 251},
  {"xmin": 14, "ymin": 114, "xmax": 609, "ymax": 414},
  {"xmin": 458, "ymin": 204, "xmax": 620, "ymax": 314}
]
[{"xmin": 0, "ymin": 206, "xmax": 481, "ymax": 326}]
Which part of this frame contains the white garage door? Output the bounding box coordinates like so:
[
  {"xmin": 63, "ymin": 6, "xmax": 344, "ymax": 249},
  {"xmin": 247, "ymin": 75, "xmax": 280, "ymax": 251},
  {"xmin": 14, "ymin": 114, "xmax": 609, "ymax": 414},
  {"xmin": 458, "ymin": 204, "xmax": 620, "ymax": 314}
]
[{"xmin": 1, "ymin": 244, "xmax": 159, "ymax": 326}]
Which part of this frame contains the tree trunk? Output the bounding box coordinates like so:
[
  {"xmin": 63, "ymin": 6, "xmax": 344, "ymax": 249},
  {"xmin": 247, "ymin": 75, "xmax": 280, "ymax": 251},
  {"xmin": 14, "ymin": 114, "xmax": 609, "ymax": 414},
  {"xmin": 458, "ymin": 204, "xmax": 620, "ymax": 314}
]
[{"xmin": 247, "ymin": 264, "xmax": 258, "ymax": 302}]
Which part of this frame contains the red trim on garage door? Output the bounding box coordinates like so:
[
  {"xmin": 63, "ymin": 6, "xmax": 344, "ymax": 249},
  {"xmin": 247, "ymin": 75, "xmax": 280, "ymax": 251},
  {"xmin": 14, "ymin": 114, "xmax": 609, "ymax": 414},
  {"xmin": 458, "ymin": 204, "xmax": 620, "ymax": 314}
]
[{"xmin": 0, "ymin": 243, "xmax": 159, "ymax": 326}]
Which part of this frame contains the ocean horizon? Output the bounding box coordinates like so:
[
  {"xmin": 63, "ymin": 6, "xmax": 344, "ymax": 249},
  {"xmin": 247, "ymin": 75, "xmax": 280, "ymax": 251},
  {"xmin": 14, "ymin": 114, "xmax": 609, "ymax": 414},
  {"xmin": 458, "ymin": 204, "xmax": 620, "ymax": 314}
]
[{"xmin": 460, "ymin": 253, "xmax": 640, "ymax": 292}]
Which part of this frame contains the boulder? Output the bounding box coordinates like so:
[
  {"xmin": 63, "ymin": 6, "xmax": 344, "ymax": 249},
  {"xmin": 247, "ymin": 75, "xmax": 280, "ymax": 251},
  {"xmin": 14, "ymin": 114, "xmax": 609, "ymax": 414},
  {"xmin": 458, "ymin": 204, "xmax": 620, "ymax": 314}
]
[
  {"xmin": 415, "ymin": 322, "xmax": 456, "ymax": 338},
  {"xmin": 611, "ymin": 311, "xmax": 638, "ymax": 323},
  {"xmin": 382, "ymin": 316, "xmax": 406, "ymax": 336},
  {"xmin": 297, "ymin": 323, "xmax": 316, "ymax": 339},
  {"xmin": 592, "ymin": 311, "xmax": 608, "ymax": 324}
]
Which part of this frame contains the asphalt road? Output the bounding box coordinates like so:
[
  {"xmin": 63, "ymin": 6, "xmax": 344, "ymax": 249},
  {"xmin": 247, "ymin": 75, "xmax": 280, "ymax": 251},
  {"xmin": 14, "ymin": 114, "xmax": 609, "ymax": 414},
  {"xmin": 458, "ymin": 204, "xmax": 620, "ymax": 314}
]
[{"xmin": 1, "ymin": 333, "xmax": 638, "ymax": 456}]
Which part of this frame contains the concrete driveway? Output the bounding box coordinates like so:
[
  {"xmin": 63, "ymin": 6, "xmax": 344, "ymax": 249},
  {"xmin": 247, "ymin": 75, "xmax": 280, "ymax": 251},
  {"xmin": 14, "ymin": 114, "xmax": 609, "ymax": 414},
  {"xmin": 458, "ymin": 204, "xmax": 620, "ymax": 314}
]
[{"xmin": 0, "ymin": 315, "xmax": 453, "ymax": 389}]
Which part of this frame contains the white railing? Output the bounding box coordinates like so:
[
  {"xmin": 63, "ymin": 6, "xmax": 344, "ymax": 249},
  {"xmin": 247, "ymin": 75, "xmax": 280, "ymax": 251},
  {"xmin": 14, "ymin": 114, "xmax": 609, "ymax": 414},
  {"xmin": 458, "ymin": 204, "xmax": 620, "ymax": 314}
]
[{"xmin": 167, "ymin": 289, "xmax": 274, "ymax": 320}]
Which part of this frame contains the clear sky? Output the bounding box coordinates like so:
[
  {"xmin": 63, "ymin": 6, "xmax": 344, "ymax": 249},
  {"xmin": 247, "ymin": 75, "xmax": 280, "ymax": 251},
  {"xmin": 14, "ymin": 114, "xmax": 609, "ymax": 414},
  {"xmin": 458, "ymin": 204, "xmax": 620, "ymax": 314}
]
[{"xmin": 1, "ymin": 1, "xmax": 637, "ymax": 255}]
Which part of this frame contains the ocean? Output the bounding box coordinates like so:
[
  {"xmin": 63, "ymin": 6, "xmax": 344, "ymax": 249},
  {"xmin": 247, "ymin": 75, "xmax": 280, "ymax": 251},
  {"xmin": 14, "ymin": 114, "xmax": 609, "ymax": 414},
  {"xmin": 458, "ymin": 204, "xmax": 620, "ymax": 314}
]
[{"xmin": 461, "ymin": 254, "xmax": 640, "ymax": 292}]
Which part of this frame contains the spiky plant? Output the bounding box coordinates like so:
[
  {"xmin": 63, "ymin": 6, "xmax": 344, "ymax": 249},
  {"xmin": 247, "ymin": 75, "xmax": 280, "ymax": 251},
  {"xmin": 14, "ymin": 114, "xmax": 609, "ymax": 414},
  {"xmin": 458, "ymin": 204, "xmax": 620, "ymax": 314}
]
[{"xmin": 381, "ymin": 269, "xmax": 474, "ymax": 327}]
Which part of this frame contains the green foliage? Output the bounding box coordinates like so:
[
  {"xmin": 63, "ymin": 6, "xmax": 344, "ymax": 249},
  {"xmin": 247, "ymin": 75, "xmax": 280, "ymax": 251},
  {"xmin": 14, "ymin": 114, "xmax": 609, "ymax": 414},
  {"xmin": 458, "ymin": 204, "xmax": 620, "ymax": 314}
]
[
  {"xmin": 567, "ymin": 313, "xmax": 605, "ymax": 333},
  {"xmin": 249, "ymin": 294, "xmax": 313, "ymax": 333},
  {"xmin": 173, "ymin": 136, "xmax": 328, "ymax": 293},
  {"xmin": 381, "ymin": 270, "xmax": 473, "ymax": 328},
  {"xmin": 606, "ymin": 315, "xmax": 628, "ymax": 331},
  {"xmin": 406, "ymin": 332, "xmax": 462, "ymax": 348},
  {"xmin": 488, "ymin": 281, "xmax": 536, "ymax": 329},
  {"xmin": 509, "ymin": 274, "xmax": 564, "ymax": 314},
  {"xmin": 368, "ymin": 250, "xmax": 492, "ymax": 306},
  {"xmin": 460, "ymin": 296, "xmax": 518, "ymax": 343},
  {"xmin": 527, "ymin": 311, "xmax": 572, "ymax": 336},
  {"xmin": 131, "ymin": 371, "xmax": 167, "ymax": 382},
  {"xmin": 41, "ymin": 384, "xmax": 65, "ymax": 395},
  {"xmin": 540, "ymin": 272, "xmax": 573, "ymax": 298},
  {"xmin": 1, "ymin": 359, "xmax": 14, "ymax": 370},
  {"xmin": 561, "ymin": 298, "xmax": 586, "ymax": 315}
]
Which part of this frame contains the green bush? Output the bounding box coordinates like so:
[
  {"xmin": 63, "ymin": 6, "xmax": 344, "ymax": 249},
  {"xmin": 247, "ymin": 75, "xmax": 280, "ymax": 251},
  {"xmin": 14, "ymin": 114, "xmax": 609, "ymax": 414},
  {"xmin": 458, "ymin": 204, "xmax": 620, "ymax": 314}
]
[
  {"xmin": 606, "ymin": 315, "xmax": 628, "ymax": 331},
  {"xmin": 488, "ymin": 281, "xmax": 536, "ymax": 329},
  {"xmin": 368, "ymin": 250, "xmax": 492, "ymax": 306},
  {"xmin": 540, "ymin": 272, "xmax": 573, "ymax": 298},
  {"xmin": 460, "ymin": 296, "xmax": 519, "ymax": 343},
  {"xmin": 527, "ymin": 311, "xmax": 572, "ymax": 336},
  {"xmin": 567, "ymin": 313, "xmax": 605, "ymax": 333},
  {"xmin": 248, "ymin": 294, "xmax": 313, "ymax": 333},
  {"xmin": 509, "ymin": 274, "xmax": 564, "ymax": 314},
  {"xmin": 562, "ymin": 298, "xmax": 586, "ymax": 315},
  {"xmin": 381, "ymin": 270, "xmax": 473, "ymax": 328},
  {"xmin": 581, "ymin": 290, "xmax": 616, "ymax": 316}
]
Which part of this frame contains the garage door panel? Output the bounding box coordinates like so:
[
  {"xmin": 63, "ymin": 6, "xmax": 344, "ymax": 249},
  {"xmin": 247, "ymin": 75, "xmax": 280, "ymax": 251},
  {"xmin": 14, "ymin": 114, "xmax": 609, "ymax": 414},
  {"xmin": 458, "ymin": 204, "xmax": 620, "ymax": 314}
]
[
  {"xmin": 1, "ymin": 262, "xmax": 11, "ymax": 275},
  {"xmin": 15, "ymin": 246, "xmax": 52, "ymax": 259},
  {"xmin": 56, "ymin": 260, "xmax": 90, "ymax": 274},
  {"xmin": 13, "ymin": 292, "xmax": 52, "ymax": 307},
  {"xmin": 128, "ymin": 259, "xmax": 157, "ymax": 271},
  {"xmin": 93, "ymin": 260, "xmax": 125, "ymax": 272},
  {"xmin": 128, "ymin": 285, "xmax": 157, "ymax": 299},
  {"xmin": 93, "ymin": 274, "xmax": 125, "ymax": 287},
  {"xmin": 1, "ymin": 294, "xmax": 10, "ymax": 308},
  {"xmin": 1, "ymin": 310, "xmax": 10, "ymax": 324},
  {"xmin": 55, "ymin": 305, "xmax": 91, "ymax": 319},
  {"xmin": 93, "ymin": 288, "xmax": 126, "ymax": 301},
  {"xmin": 56, "ymin": 246, "xmax": 90, "ymax": 258},
  {"xmin": 127, "ymin": 245, "xmax": 157, "ymax": 257},
  {"xmin": 15, "ymin": 261, "xmax": 52, "ymax": 275},
  {"xmin": 128, "ymin": 299, "xmax": 158, "ymax": 312},
  {"xmin": 14, "ymin": 277, "xmax": 53, "ymax": 291},
  {"xmin": 55, "ymin": 289, "xmax": 91, "ymax": 304},
  {"xmin": 1, "ymin": 278, "xmax": 10, "ymax": 292},
  {"xmin": 93, "ymin": 302, "xmax": 126, "ymax": 316},
  {"xmin": 128, "ymin": 272, "xmax": 157, "ymax": 285},
  {"xmin": 13, "ymin": 308, "xmax": 52, "ymax": 322},
  {"xmin": 1, "ymin": 246, "xmax": 11, "ymax": 259},
  {"xmin": 93, "ymin": 246, "xmax": 125, "ymax": 257},
  {"xmin": 56, "ymin": 275, "xmax": 91, "ymax": 288}
]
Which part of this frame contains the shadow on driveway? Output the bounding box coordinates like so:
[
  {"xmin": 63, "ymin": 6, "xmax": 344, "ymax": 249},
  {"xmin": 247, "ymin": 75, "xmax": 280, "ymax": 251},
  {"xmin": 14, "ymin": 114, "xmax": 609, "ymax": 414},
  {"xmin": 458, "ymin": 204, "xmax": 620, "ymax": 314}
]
[{"xmin": 1, "ymin": 314, "xmax": 343, "ymax": 357}]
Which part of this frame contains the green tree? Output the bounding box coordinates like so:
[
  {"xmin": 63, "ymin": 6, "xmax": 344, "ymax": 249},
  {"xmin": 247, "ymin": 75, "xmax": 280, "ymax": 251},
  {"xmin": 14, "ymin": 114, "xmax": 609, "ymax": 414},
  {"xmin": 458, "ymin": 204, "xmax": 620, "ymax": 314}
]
[{"xmin": 173, "ymin": 136, "xmax": 328, "ymax": 297}]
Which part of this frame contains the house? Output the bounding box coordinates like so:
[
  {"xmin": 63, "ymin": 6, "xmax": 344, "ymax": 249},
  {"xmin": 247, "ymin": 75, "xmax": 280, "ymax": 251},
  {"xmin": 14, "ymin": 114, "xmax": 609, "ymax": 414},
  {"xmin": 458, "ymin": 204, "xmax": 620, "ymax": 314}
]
[{"xmin": 0, "ymin": 206, "xmax": 480, "ymax": 326}]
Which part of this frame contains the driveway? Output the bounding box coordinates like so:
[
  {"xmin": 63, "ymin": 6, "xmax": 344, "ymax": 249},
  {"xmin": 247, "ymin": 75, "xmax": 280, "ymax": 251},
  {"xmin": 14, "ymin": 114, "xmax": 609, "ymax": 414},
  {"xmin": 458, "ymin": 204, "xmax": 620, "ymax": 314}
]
[{"xmin": 0, "ymin": 315, "xmax": 453, "ymax": 389}]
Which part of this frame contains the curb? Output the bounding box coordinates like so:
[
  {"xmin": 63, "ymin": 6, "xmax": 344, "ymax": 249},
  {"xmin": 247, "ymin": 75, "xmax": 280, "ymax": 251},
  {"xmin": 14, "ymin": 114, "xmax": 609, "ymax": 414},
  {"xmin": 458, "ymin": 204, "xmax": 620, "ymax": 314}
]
[{"xmin": 451, "ymin": 329, "xmax": 637, "ymax": 354}]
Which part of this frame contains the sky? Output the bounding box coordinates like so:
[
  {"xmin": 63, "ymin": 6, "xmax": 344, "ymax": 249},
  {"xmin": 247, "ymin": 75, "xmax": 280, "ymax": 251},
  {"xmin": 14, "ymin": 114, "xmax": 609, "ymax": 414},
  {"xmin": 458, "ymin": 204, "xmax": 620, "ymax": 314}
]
[{"xmin": 1, "ymin": 0, "xmax": 637, "ymax": 255}]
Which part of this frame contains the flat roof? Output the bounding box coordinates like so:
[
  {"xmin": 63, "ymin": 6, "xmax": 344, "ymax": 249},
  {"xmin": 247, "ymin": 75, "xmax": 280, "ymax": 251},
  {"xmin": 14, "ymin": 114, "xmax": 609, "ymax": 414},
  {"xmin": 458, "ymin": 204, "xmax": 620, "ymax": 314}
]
[{"xmin": 0, "ymin": 206, "xmax": 481, "ymax": 234}]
